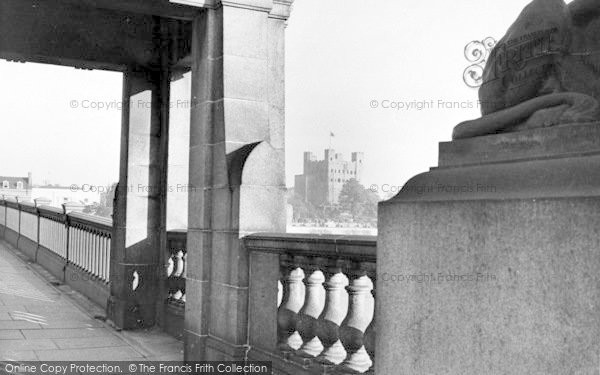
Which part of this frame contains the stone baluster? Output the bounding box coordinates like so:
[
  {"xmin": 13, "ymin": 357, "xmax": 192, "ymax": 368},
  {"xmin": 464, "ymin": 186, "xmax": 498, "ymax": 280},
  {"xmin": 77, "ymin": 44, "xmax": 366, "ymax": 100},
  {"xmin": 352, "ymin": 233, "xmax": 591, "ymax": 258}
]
[
  {"xmin": 364, "ymin": 298, "xmax": 376, "ymax": 367},
  {"xmin": 339, "ymin": 263, "xmax": 375, "ymax": 373},
  {"xmin": 181, "ymin": 252, "xmax": 187, "ymax": 279},
  {"xmin": 277, "ymin": 279, "xmax": 283, "ymax": 307},
  {"xmin": 277, "ymin": 254, "xmax": 305, "ymax": 352},
  {"xmin": 363, "ymin": 263, "xmax": 377, "ymax": 368},
  {"xmin": 166, "ymin": 252, "xmax": 174, "ymax": 299},
  {"xmin": 296, "ymin": 257, "xmax": 326, "ymax": 358},
  {"xmin": 166, "ymin": 253, "xmax": 174, "ymax": 279},
  {"xmin": 172, "ymin": 250, "xmax": 184, "ymax": 301},
  {"xmin": 174, "ymin": 250, "xmax": 184, "ymax": 277},
  {"xmin": 316, "ymin": 260, "xmax": 350, "ymax": 366}
]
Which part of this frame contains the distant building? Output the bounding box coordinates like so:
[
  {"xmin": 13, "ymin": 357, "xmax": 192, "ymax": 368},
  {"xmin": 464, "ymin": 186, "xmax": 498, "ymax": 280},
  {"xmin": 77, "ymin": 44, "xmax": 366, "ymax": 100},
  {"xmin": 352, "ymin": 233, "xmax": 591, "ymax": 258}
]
[
  {"xmin": 0, "ymin": 172, "xmax": 32, "ymax": 200},
  {"xmin": 294, "ymin": 149, "xmax": 363, "ymax": 206},
  {"xmin": 31, "ymin": 186, "xmax": 102, "ymax": 207}
]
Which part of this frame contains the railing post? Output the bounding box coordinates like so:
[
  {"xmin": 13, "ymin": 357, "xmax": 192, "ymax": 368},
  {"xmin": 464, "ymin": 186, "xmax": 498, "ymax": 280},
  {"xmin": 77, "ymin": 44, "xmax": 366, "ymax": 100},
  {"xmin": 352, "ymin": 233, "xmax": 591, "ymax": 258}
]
[
  {"xmin": 316, "ymin": 260, "xmax": 350, "ymax": 366},
  {"xmin": 1, "ymin": 196, "xmax": 6, "ymax": 239},
  {"xmin": 35, "ymin": 202, "xmax": 41, "ymax": 261},
  {"xmin": 63, "ymin": 207, "xmax": 71, "ymax": 268},
  {"xmin": 16, "ymin": 197, "xmax": 21, "ymax": 247}
]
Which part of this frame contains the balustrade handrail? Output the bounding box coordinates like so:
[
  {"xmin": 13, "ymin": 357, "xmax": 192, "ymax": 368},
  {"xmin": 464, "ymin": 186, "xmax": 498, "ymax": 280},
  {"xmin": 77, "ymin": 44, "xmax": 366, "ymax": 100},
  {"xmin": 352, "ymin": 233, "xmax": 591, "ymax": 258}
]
[
  {"xmin": 68, "ymin": 211, "xmax": 112, "ymax": 232},
  {"xmin": 0, "ymin": 198, "xmax": 113, "ymax": 284},
  {"xmin": 19, "ymin": 201, "xmax": 38, "ymax": 214},
  {"xmin": 244, "ymin": 233, "xmax": 376, "ymax": 261},
  {"xmin": 37, "ymin": 205, "xmax": 65, "ymax": 220},
  {"xmin": 4, "ymin": 199, "xmax": 20, "ymax": 209},
  {"xmin": 0, "ymin": 200, "xmax": 114, "ymax": 230}
]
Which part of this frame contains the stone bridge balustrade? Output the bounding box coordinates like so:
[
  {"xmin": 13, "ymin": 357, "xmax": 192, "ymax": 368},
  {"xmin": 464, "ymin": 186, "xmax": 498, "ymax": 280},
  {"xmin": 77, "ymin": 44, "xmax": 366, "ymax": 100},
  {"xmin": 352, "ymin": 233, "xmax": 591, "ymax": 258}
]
[
  {"xmin": 160, "ymin": 230, "xmax": 188, "ymax": 339},
  {"xmin": 245, "ymin": 234, "xmax": 377, "ymax": 375},
  {"xmin": 166, "ymin": 230, "xmax": 187, "ymax": 304}
]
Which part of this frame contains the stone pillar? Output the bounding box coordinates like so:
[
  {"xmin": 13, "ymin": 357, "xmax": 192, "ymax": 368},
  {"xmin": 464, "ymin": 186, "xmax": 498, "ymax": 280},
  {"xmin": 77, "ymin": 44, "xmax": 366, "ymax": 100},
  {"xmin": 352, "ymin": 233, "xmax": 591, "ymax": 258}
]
[
  {"xmin": 376, "ymin": 123, "xmax": 600, "ymax": 374},
  {"xmin": 108, "ymin": 66, "xmax": 170, "ymax": 329},
  {"xmin": 184, "ymin": 0, "xmax": 293, "ymax": 361}
]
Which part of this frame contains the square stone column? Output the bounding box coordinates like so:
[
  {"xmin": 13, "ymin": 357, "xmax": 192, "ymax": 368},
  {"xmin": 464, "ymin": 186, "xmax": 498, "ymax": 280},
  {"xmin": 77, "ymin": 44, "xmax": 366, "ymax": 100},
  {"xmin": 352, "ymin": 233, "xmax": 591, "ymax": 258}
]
[
  {"xmin": 184, "ymin": 0, "xmax": 293, "ymax": 361},
  {"xmin": 109, "ymin": 67, "xmax": 171, "ymax": 329},
  {"xmin": 376, "ymin": 123, "xmax": 600, "ymax": 374}
]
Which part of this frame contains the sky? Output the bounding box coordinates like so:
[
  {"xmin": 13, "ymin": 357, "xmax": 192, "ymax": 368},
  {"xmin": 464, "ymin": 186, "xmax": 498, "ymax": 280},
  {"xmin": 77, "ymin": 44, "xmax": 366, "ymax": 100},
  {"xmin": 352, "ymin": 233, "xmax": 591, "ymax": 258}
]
[
  {"xmin": 0, "ymin": 0, "xmax": 567, "ymax": 191},
  {"xmin": 284, "ymin": 0, "xmax": 571, "ymax": 194},
  {"xmin": 0, "ymin": 62, "xmax": 122, "ymax": 186}
]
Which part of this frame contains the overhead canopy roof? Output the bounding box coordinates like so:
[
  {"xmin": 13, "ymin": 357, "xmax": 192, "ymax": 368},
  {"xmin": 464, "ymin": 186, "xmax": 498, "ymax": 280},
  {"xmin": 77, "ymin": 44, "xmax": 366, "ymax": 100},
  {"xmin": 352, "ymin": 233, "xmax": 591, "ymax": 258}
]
[{"xmin": 0, "ymin": 0, "xmax": 199, "ymax": 70}]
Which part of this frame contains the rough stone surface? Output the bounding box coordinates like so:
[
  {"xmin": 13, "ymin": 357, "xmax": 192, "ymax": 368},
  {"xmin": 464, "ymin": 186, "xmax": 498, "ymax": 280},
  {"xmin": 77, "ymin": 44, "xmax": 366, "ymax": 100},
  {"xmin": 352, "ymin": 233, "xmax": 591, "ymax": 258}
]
[{"xmin": 377, "ymin": 197, "xmax": 600, "ymax": 375}]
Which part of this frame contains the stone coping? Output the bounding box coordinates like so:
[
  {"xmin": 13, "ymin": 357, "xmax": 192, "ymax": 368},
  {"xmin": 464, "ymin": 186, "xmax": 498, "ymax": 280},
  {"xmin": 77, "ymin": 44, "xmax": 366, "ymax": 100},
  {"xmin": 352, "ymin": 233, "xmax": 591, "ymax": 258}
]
[{"xmin": 244, "ymin": 233, "xmax": 376, "ymax": 261}]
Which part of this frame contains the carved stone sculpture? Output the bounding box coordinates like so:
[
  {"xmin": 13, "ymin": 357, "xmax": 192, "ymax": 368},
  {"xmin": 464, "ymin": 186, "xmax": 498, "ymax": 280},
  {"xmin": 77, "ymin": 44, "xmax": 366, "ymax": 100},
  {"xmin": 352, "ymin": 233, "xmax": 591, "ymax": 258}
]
[{"xmin": 453, "ymin": 0, "xmax": 600, "ymax": 139}]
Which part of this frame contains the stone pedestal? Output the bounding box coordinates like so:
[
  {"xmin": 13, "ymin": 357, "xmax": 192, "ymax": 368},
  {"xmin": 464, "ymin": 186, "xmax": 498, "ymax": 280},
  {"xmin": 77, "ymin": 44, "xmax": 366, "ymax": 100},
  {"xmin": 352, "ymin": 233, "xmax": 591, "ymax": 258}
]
[{"xmin": 376, "ymin": 123, "xmax": 600, "ymax": 374}]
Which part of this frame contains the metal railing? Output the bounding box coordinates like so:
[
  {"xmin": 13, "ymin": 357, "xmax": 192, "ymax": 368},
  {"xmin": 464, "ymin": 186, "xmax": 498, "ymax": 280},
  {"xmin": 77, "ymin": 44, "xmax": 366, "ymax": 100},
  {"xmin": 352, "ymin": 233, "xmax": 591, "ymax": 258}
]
[
  {"xmin": 0, "ymin": 198, "xmax": 112, "ymax": 283},
  {"xmin": 68, "ymin": 212, "xmax": 112, "ymax": 283}
]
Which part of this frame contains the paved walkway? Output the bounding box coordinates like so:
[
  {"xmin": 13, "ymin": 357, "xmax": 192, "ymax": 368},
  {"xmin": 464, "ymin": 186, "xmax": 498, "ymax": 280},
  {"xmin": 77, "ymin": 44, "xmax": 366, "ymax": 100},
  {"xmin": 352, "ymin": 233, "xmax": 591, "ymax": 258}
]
[{"xmin": 0, "ymin": 241, "xmax": 183, "ymax": 361}]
